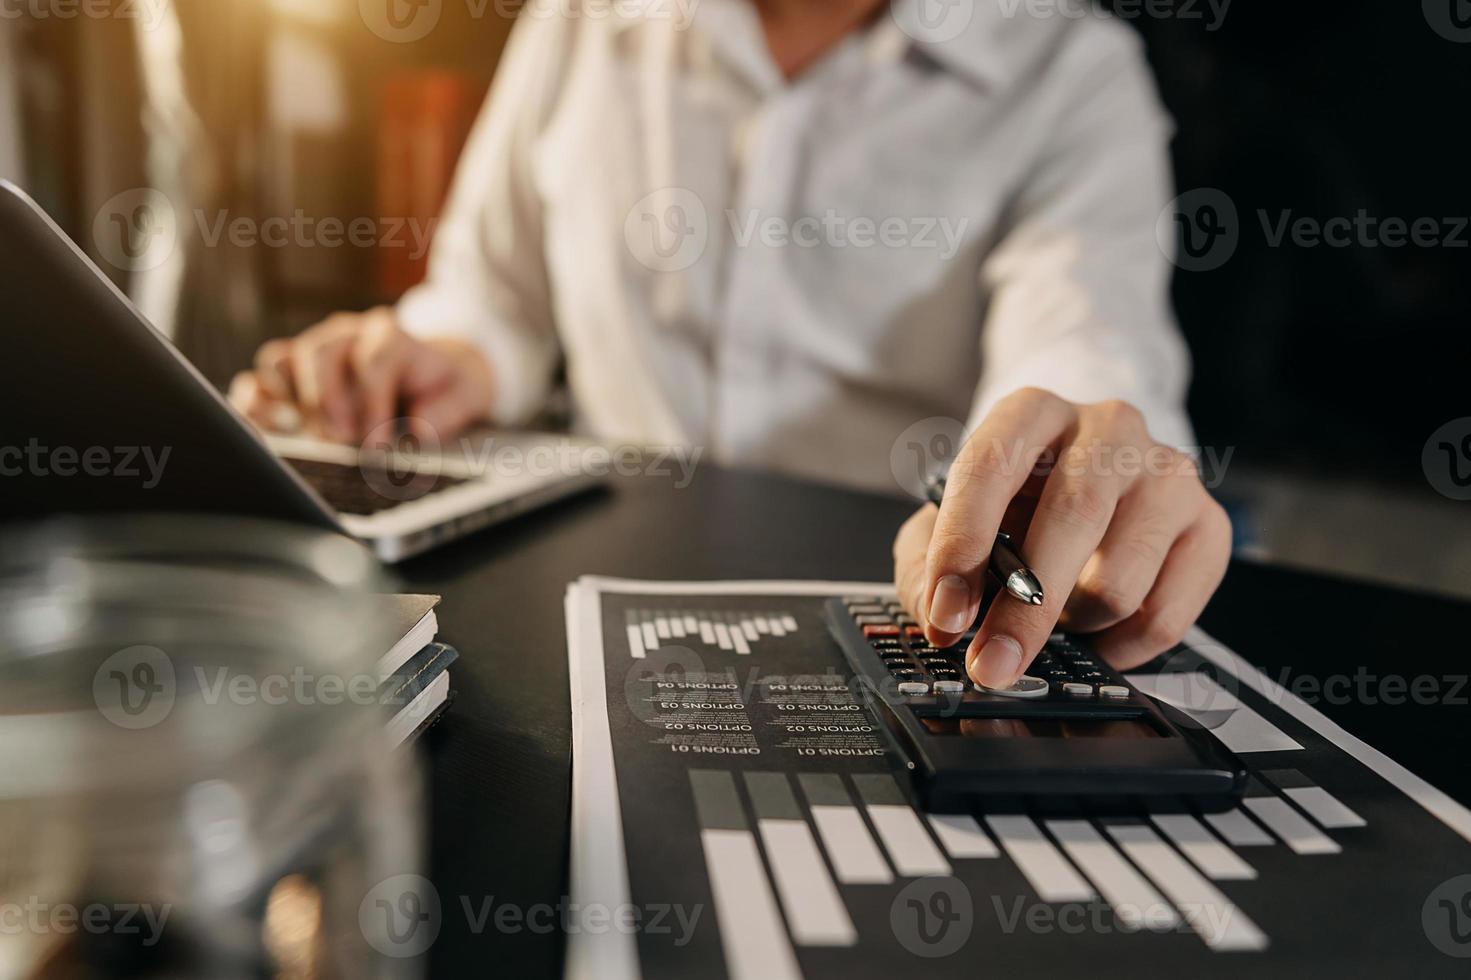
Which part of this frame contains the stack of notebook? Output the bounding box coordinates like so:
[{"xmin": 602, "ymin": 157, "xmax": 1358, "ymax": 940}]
[{"xmin": 377, "ymin": 594, "xmax": 458, "ymax": 746}]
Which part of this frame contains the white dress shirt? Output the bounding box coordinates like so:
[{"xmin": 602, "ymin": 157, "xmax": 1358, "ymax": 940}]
[{"xmin": 398, "ymin": 0, "xmax": 1193, "ymax": 495}]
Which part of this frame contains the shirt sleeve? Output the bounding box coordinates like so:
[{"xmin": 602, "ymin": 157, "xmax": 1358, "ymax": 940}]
[
  {"xmin": 395, "ymin": 14, "xmax": 566, "ymax": 427},
  {"xmin": 968, "ymin": 25, "xmax": 1195, "ymax": 451}
]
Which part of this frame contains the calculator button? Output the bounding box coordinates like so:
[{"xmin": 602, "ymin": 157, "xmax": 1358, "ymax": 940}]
[
  {"xmin": 1062, "ymin": 682, "xmax": 1095, "ymax": 698},
  {"xmin": 863, "ymin": 625, "xmax": 901, "ymax": 638},
  {"xmin": 844, "ymin": 595, "xmax": 881, "ymax": 606},
  {"xmin": 931, "ymin": 680, "xmax": 966, "ymax": 694},
  {"xmin": 1099, "ymin": 685, "xmax": 1131, "ymax": 700},
  {"xmin": 847, "ymin": 604, "xmax": 887, "ymax": 615},
  {"xmin": 978, "ymin": 676, "xmax": 1050, "ymax": 699},
  {"xmin": 854, "ymin": 614, "xmax": 893, "ymax": 626},
  {"xmin": 896, "ymin": 614, "xmax": 917, "ymax": 627},
  {"xmin": 890, "ymin": 670, "xmax": 924, "ymax": 683},
  {"xmin": 897, "ymin": 682, "xmax": 930, "ymax": 696},
  {"xmin": 904, "ymin": 626, "xmax": 925, "ymax": 638}
]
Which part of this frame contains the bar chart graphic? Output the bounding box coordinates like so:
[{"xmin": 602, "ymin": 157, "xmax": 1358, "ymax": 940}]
[
  {"xmin": 681, "ymin": 764, "xmax": 1382, "ymax": 977},
  {"xmin": 626, "ymin": 608, "xmax": 800, "ymax": 658}
]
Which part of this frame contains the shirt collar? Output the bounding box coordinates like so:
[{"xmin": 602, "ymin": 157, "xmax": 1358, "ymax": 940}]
[
  {"xmin": 609, "ymin": 0, "xmax": 1025, "ymax": 91},
  {"xmin": 887, "ymin": 0, "xmax": 1034, "ymax": 90}
]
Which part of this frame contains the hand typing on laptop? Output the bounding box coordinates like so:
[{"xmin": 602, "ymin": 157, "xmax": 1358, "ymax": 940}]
[
  {"xmin": 892, "ymin": 388, "xmax": 1232, "ymax": 692},
  {"xmin": 228, "ymin": 307, "xmax": 495, "ymax": 446}
]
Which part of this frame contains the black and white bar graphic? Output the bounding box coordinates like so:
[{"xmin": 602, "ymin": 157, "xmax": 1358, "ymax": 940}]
[
  {"xmin": 1261, "ymin": 770, "xmax": 1366, "ymax": 830},
  {"xmin": 926, "ymin": 814, "xmax": 1000, "ymax": 860},
  {"xmin": 985, "ymin": 815, "xmax": 1095, "ymax": 904},
  {"xmin": 850, "ymin": 774, "xmax": 951, "ymax": 877},
  {"xmin": 626, "ymin": 610, "xmax": 648, "ymax": 659},
  {"xmin": 1150, "ymin": 814, "xmax": 1257, "ymax": 881},
  {"xmin": 744, "ymin": 773, "xmax": 857, "ymax": 946},
  {"xmin": 1243, "ymin": 779, "xmax": 1341, "ymax": 855},
  {"xmin": 629, "ymin": 609, "xmax": 800, "ymax": 657},
  {"xmin": 1046, "ymin": 820, "xmax": 1179, "ymax": 932},
  {"xmin": 1104, "ymin": 822, "xmax": 1268, "ymax": 952},
  {"xmin": 689, "ymin": 770, "xmax": 802, "ymax": 980},
  {"xmin": 798, "ymin": 774, "xmax": 893, "ymax": 885},
  {"xmin": 1205, "ymin": 808, "xmax": 1275, "ymax": 847}
]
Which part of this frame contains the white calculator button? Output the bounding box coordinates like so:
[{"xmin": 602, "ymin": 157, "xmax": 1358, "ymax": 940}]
[
  {"xmin": 931, "ymin": 680, "xmax": 966, "ymax": 694},
  {"xmin": 1099, "ymin": 685, "xmax": 1131, "ymax": 700},
  {"xmin": 978, "ymin": 675, "xmax": 1050, "ymax": 699},
  {"xmin": 897, "ymin": 682, "xmax": 930, "ymax": 696},
  {"xmin": 1062, "ymin": 682, "xmax": 1095, "ymax": 698}
]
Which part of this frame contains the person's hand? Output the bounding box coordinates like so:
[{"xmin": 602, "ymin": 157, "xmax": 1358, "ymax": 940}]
[
  {"xmin": 228, "ymin": 308, "xmax": 495, "ymax": 446},
  {"xmin": 892, "ymin": 389, "xmax": 1232, "ymax": 688}
]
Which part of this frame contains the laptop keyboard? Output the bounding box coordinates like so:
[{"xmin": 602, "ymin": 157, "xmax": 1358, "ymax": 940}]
[{"xmin": 285, "ymin": 457, "xmax": 468, "ymax": 515}]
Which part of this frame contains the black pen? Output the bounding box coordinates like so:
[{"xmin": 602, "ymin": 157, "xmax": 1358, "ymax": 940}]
[{"xmin": 922, "ymin": 472, "xmax": 1045, "ymax": 606}]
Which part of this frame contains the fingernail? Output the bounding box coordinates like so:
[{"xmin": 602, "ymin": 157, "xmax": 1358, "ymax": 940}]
[
  {"xmin": 927, "ymin": 575, "xmax": 973, "ymax": 634},
  {"xmin": 971, "ymin": 635, "xmax": 1023, "ymax": 689}
]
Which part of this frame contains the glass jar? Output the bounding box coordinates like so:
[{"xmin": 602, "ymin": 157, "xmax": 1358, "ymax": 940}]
[{"xmin": 0, "ymin": 517, "xmax": 425, "ymax": 979}]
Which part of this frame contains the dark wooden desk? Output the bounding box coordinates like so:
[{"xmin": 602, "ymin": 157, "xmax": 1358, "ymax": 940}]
[{"xmin": 393, "ymin": 467, "xmax": 1471, "ymax": 977}]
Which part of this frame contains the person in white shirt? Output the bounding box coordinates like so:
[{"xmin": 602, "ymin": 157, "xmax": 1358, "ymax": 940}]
[{"xmin": 230, "ymin": 0, "xmax": 1231, "ymax": 689}]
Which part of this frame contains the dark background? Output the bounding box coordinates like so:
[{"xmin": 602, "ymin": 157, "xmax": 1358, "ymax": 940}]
[{"xmin": 1119, "ymin": 1, "xmax": 1471, "ymax": 487}]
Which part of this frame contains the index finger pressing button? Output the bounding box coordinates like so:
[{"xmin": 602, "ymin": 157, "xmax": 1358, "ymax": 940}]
[{"xmin": 976, "ymin": 676, "xmax": 1050, "ymax": 699}]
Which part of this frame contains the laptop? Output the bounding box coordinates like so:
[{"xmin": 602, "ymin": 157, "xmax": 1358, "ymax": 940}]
[{"xmin": 0, "ymin": 181, "xmax": 602, "ymax": 561}]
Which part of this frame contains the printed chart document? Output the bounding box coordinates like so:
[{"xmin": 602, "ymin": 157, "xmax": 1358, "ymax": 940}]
[{"xmin": 565, "ymin": 577, "xmax": 1471, "ymax": 980}]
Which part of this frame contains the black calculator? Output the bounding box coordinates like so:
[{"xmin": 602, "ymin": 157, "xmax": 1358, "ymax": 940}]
[{"xmin": 825, "ymin": 596, "xmax": 1247, "ymax": 814}]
